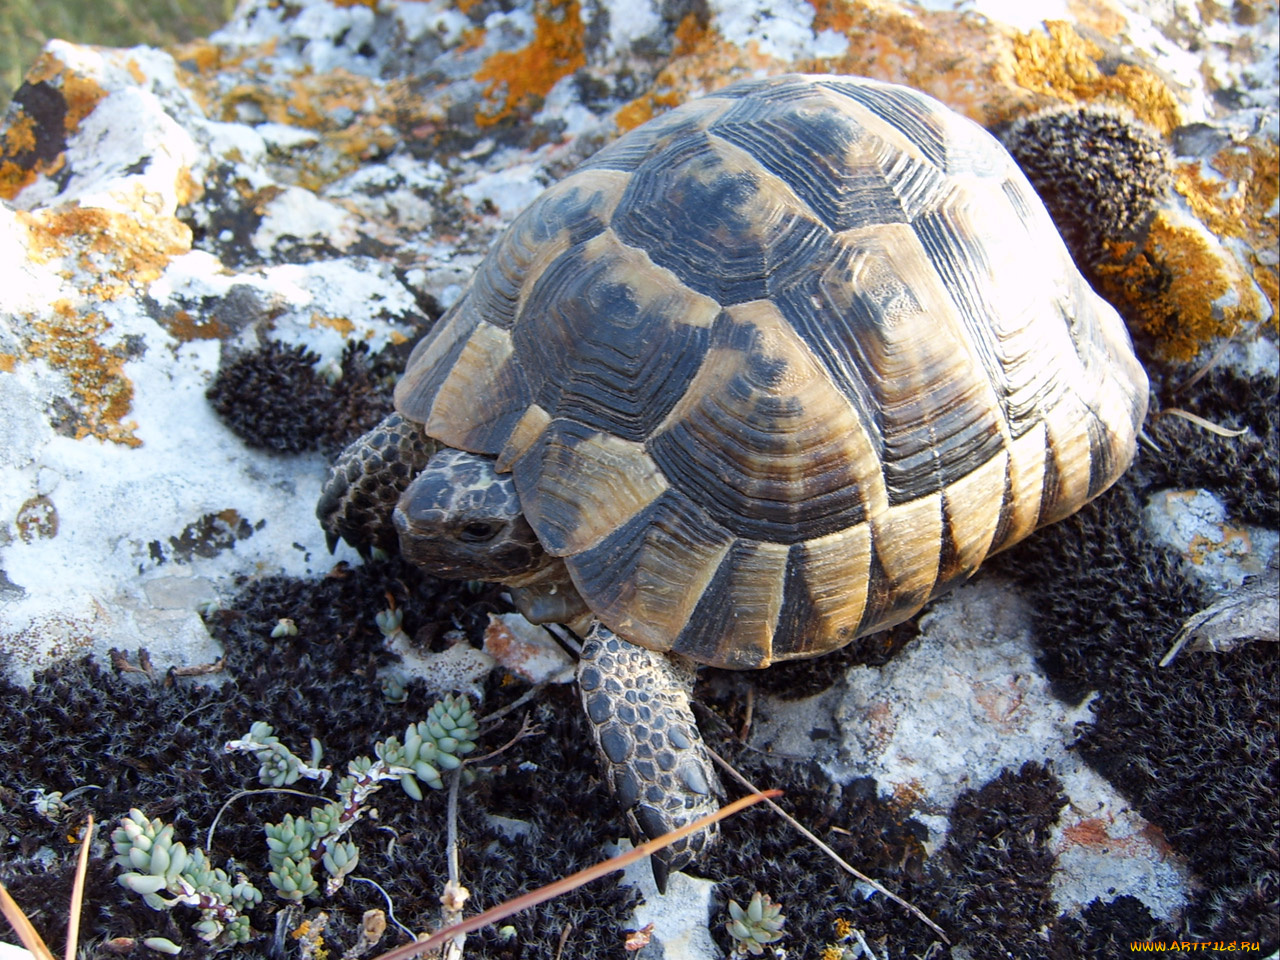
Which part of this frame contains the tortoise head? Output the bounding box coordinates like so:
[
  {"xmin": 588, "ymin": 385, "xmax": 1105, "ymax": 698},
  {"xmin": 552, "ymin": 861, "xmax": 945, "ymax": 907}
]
[{"xmin": 393, "ymin": 448, "xmax": 550, "ymax": 583}]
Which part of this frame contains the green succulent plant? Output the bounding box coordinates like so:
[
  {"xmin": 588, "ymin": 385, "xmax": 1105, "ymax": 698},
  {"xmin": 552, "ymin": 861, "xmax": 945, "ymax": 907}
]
[
  {"xmin": 376, "ymin": 693, "xmax": 479, "ymax": 799},
  {"xmin": 111, "ymin": 808, "xmax": 263, "ymax": 944},
  {"xmin": 725, "ymin": 891, "xmax": 786, "ymax": 956}
]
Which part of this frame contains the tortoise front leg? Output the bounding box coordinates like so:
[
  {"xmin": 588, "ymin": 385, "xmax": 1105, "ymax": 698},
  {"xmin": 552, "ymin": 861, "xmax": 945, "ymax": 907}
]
[
  {"xmin": 577, "ymin": 623, "xmax": 725, "ymax": 892},
  {"xmin": 316, "ymin": 412, "xmax": 437, "ymax": 556}
]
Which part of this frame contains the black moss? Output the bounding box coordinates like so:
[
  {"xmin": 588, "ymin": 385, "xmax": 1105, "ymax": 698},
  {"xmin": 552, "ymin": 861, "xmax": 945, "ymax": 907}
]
[
  {"xmin": 205, "ymin": 338, "xmax": 405, "ymax": 458},
  {"xmin": 1144, "ymin": 366, "xmax": 1280, "ymax": 528},
  {"xmin": 744, "ymin": 621, "xmax": 921, "ymax": 701},
  {"xmin": 934, "ymin": 762, "xmax": 1067, "ymax": 959},
  {"xmin": 323, "ymin": 340, "xmax": 399, "ymax": 454},
  {"xmin": 701, "ymin": 749, "xmax": 937, "ymax": 957},
  {"xmin": 1000, "ymin": 103, "xmax": 1172, "ymax": 278},
  {"xmin": 1048, "ymin": 896, "xmax": 1166, "ymax": 958},
  {"xmin": 206, "ymin": 341, "xmax": 332, "ymax": 453}
]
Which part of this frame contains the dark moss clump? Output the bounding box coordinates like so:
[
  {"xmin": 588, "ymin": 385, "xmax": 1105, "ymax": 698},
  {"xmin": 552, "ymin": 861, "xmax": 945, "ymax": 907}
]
[
  {"xmin": 206, "ymin": 340, "xmax": 332, "ymax": 453},
  {"xmin": 1048, "ymin": 896, "xmax": 1165, "ymax": 958},
  {"xmin": 206, "ymin": 339, "xmax": 404, "ymax": 458},
  {"xmin": 701, "ymin": 750, "xmax": 936, "ymax": 957},
  {"xmin": 933, "ymin": 762, "xmax": 1067, "ymax": 958},
  {"xmin": 322, "ymin": 340, "xmax": 399, "ymax": 454},
  {"xmin": 744, "ymin": 621, "xmax": 921, "ymax": 701},
  {"xmin": 1001, "ymin": 103, "xmax": 1172, "ymax": 277},
  {"xmin": 1143, "ymin": 366, "xmax": 1279, "ymax": 527}
]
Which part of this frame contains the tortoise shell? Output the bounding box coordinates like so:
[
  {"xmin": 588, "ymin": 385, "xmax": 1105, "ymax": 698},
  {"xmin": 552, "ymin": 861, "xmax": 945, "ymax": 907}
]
[{"xmin": 395, "ymin": 74, "xmax": 1148, "ymax": 670}]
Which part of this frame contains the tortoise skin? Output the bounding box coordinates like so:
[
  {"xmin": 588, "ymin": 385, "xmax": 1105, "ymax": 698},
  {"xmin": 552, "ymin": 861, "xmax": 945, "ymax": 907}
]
[{"xmin": 395, "ymin": 74, "xmax": 1148, "ymax": 671}]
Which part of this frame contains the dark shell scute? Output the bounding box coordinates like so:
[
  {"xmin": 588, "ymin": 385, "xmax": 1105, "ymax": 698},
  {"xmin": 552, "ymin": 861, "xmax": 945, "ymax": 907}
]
[
  {"xmin": 611, "ymin": 131, "xmax": 832, "ymax": 306},
  {"xmin": 710, "ymin": 94, "xmax": 911, "ymax": 232},
  {"xmin": 649, "ymin": 309, "xmax": 869, "ymax": 543},
  {"xmin": 469, "ymin": 181, "xmax": 616, "ymax": 329},
  {"xmin": 511, "ymin": 239, "xmax": 711, "ymax": 442},
  {"xmin": 818, "ymin": 78, "xmax": 950, "ymax": 170}
]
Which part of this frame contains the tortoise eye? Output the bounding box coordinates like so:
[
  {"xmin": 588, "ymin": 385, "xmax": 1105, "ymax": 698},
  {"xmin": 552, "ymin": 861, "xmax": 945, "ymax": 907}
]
[{"xmin": 460, "ymin": 521, "xmax": 502, "ymax": 543}]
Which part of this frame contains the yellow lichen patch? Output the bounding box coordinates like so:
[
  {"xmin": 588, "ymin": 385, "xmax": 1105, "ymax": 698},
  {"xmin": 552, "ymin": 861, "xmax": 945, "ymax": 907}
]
[
  {"xmin": 474, "ymin": 0, "xmax": 586, "ymax": 127},
  {"xmin": 1174, "ymin": 140, "xmax": 1280, "ymax": 322},
  {"xmin": 615, "ymin": 13, "xmax": 722, "ymax": 132},
  {"xmin": 310, "ymin": 312, "xmax": 355, "ymax": 337},
  {"xmin": 806, "ymin": 0, "xmax": 1027, "ymax": 123},
  {"xmin": 26, "ymin": 301, "xmax": 141, "ymax": 447},
  {"xmin": 331, "ymin": 0, "xmax": 379, "ymax": 7},
  {"xmin": 0, "ymin": 51, "xmax": 108, "ymax": 201},
  {"xmin": 24, "ymin": 50, "xmax": 109, "ymax": 132},
  {"xmin": 613, "ymin": 12, "xmax": 790, "ymax": 133},
  {"xmin": 202, "ymin": 68, "xmax": 409, "ymax": 190},
  {"xmin": 615, "ymin": 89, "xmax": 683, "ymax": 134},
  {"xmin": 0, "ymin": 354, "xmax": 16, "ymax": 373},
  {"xmin": 1095, "ymin": 210, "xmax": 1262, "ymax": 361},
  {"xmin": 21, "ymin": 206, "xmax": 192, "ymax": 302},
  {"xmin": 4, "ymin": 113, "xmax": 37, "ymax": 154},
  {"xmin": 1009, "ymin": 20, "xmax": 1183, "ymax": 134},
  {"xmin": 1064, "ymin": 0, "xmax": 1130, "ymax": 39},
  {"xmin": 159, "ymin": 308, "xmax": 230, "ymax": 342}
]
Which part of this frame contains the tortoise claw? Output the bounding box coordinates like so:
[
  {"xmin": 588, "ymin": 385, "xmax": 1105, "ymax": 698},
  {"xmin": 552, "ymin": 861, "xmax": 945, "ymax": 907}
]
[{"xmin": 649, "ymin": 853, "xmax": 671, "ymax": 895}]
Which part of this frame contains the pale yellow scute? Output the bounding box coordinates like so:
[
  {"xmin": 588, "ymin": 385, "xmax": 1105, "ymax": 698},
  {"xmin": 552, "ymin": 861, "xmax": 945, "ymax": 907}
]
[
  {"xmin": 1040, "ymin": 394, "xmax": 1095, "ymax": 525},
  {"xmin": 869, "ymin": 491, "xmax": 943, "ymax": 612},
  {"xmin": 394, "ymin": 295, "xmax": 484, "ymax": 423},
  {"xmin": 612, "ymin": 523, "xmax": 732, "ymax": 654},
  {"xmin": 534, "ymin": 431, "xmax": 669, "ymax": 556},
  {"xmin": 423, "ymin": 322, "xmax": 516, "ymax": 448},
  {"xmin": 800, "ymin": 524, "xmax": 872, "ymax": 648},
  {"xmin": 582, "ymin": 230, "xmax": 721, "ymax": 329},
  {"xmin": 941, "ymin": 450, "xmax": 1007, "ymax": 581},
  {"xmin": 497, "ymin": 404, "xmax": 551, "ymax": 473},
  {"xmin": 998, "ymin": 424, "xmax": 1047, "ymax": 552}
]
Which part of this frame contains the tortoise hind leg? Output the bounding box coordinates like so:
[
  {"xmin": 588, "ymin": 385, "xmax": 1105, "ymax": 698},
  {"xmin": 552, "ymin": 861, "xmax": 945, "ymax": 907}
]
[
  {"xmin": 316, "ymin": 412, "xmax": 437, "ymax": 557},
  {"xmin": 577, "ymin": 623, "xmax": 725, "ymax": 892}
]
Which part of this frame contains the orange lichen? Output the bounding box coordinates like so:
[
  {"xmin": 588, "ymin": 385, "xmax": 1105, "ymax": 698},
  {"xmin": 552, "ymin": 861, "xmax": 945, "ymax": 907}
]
[
  {"xmin": 0, "ymin": 354, "xmax": 16, "ymax": 373},
  {"xmin": 203, "ymin": 68, "xmax": 410, "ymax": 190},
  {"xmin": 1009, "ymin": 20, "xmax": 1183, "ymax": 135},
  {"xmin": 1174, "ymin": 140, "xmax": 1280, "ymax": 322},
  {"xmin": 0, "ymin": 52, "xmax": 108, "ymax": 201},
  {"xmin": 310, "ymin": 312, "xmax": 355, "ymax": 337},
  {"xmin": 160, "ymin": 308, "xmax": 230, "ymax": 342},
  {"xmin": 25, "ymin": 51, "xmax": 109, "ymax": 132},
  {"xmin": 474, "ymin": 0, "xmax": 586, "ymax": 127},
  {"xmin": 614, "ymin": 89, "xmax": 682, "ymax": 134},
  {"xmin": 804, "ymin": 0, "xmax": 1026, "ymax": 124},
  {"xmin": 1064, "ymin": 0, "xmax": 1130, "ymax": 39},
  {"xmin": 3, "ymin": 113, "xmax": 37, "ymax": 155},
  {"xmin": 26, "ymin": 301, "xmax": 141, "ymax": 447},
  {"xmin": 1095, "ymin": 211, "xmax": 1261, "ymax": 361},
  {"xmin": 456, "ymin": 28, "xmax": 487, "ymax": 54},
  {"xmin": 21, "ymin": 206, "xmax": 192, "ymax": 301},
  {"xmin": 614, "ymin": 13, "xmax": 714, "ymax": 132}
]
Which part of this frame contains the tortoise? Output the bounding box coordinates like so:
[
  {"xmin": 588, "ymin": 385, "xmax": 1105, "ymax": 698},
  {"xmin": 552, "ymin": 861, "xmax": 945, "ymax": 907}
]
[{"xmin": 317, "ymin": 73, "xmax": 1148, "ymax": 889}]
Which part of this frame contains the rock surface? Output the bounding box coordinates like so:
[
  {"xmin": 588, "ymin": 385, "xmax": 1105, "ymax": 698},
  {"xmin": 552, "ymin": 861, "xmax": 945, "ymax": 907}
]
[{"xmin": 0, "ymin": 0, "xmax": 1276, "ymax": 957}]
